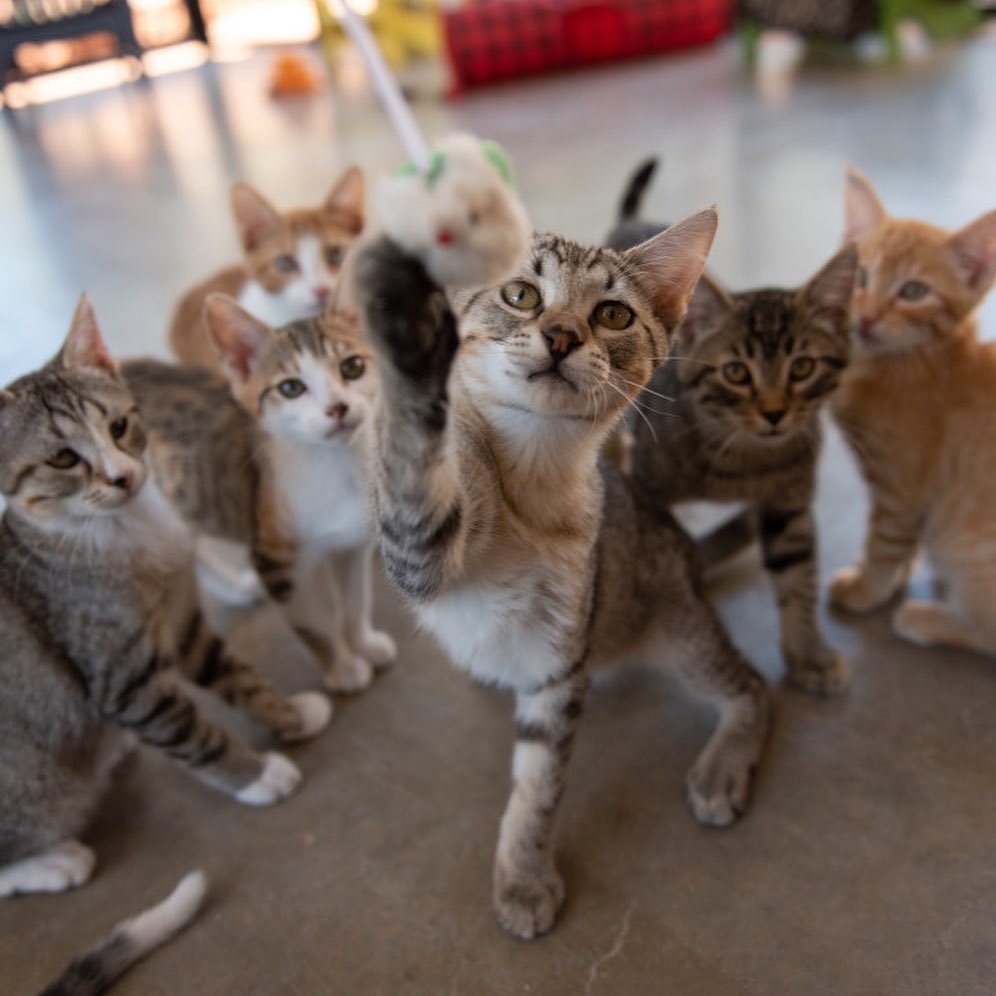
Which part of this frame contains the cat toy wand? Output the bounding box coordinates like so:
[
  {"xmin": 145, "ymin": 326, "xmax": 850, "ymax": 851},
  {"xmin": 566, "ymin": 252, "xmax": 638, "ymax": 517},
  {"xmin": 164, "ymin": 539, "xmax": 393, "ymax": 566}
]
[{"xmin": 334, "ymin": 0, "xmax": 433, "ymax": 174}]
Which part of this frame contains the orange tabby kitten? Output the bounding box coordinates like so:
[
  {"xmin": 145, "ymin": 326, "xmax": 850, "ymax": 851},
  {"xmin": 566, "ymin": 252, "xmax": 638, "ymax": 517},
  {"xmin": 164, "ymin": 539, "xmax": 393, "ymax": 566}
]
[
  {"xmin": 169, "ymin": 168, "xmax": 364, "ymax": 370},
  {"xmin": 829, "ymin": 168, "xmax": 996, "ymax": 653}
]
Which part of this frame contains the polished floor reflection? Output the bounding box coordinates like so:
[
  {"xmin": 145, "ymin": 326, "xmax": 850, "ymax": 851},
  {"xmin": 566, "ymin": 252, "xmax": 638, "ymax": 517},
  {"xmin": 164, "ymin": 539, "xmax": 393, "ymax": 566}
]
[{"xmin": 1, "ymin": 34, "xmax": 995, "ymax": 995}]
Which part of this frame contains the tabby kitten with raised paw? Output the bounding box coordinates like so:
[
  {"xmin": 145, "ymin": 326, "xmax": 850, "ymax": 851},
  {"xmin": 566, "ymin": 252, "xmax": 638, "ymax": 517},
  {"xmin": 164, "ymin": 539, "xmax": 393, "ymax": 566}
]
[
  {"xmin": 0, "ymin": 300, "xmax": 329, "ymax": 902},
  {"xmin": 830, "ymin": 168, "xmax": 996, "ymax": 654},
  {"xmin": 607, "ymin": 159, "xmax": 858, "ymax": 695},
  {"xmin": 169, "ymin": 167, "xmax": 364, "ymax": 370},
  {"xmin": 125, "ymin": 298, "xmax": 396, "ymax": 693},
  {"xmin": 353, "ymin": 216, "xmax": 770, "ymax": 940}
]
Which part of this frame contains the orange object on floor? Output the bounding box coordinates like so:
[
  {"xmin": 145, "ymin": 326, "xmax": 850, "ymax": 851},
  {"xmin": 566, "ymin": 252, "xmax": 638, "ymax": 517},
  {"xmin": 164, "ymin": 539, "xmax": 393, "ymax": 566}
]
[{"xmin": 268, "ymin": 51, "xmax": 322, "ymax": 98}]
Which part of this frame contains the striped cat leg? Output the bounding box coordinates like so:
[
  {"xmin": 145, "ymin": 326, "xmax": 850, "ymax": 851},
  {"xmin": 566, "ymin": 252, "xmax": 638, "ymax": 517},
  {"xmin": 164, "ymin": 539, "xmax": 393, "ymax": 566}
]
[
  {"xmin": 175, "ymin": 611, "xmax": 331, "ymax": 741},
  {"xmin": 493, "ymin": 667, "xmax": 588, "ymax": 940},
  {"xmin": 97, "ymin": 642, "xmax": 300, "ymax": 805},
  {"xmin": 758, "ymin": 503, "xmax": 850, "ymax": 696},
  {"xmin": 829, "ymin": 492, "xmax": 920, "ymax": 613},
  {"xmin": 250, "ymin": 474, "xmax": 299, "ymax": 605}
]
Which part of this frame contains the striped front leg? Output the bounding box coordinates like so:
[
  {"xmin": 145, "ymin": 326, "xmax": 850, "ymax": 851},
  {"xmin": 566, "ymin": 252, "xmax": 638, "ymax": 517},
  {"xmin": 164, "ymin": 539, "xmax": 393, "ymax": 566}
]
[
  {"xmin": 759, "ymin": 503, "xmax": 849, "ymax": 696},
  {"xmin": 175, "ymin": 611, "xmax": 330, "ymax": 742},
  {"xmin": 493, "ymin": 666, "xmax": 588, "ymax": 940}
]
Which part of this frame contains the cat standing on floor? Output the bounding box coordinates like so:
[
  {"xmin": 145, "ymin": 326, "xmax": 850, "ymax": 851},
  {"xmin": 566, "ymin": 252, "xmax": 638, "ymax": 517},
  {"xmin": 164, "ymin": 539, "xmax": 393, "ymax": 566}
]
[
  {"xmin": 124, "ymin": 298, "xmax": 396, "ymax": 693},
  {"xmin": 353, "ymin": 212, "xmax": 770, "ymax": 939},
  {"xmin": 829, "ymin": 169, "xmax": 996, "ymax": 654},
  {"xmin": 606, "ymin": 158, "xmax": 858, "ymax": 695},
  {"xmin": 169, "ymin": 167, "xmax": 365, "ymax": 370},
  {"xmin": 0, "ymin": 299, "xmax": 329, "ymax": 902}
]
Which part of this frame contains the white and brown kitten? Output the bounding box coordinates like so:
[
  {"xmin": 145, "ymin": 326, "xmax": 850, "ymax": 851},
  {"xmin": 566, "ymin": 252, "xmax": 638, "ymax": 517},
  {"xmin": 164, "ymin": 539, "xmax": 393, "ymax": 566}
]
[
  {"xmin": 169, "ymin": 168, "xmax": 365, "ymax": 370},
  {"xmin": 126, "ymin": 299, "xmax": 396, "ymax": 693},
  {"xmin": 0, "ymin": 300, "xmax": 328, "ymax": 903},
  {"xmin": 352, "ymin": 220, "xmax": 770, "ymax": 940}
]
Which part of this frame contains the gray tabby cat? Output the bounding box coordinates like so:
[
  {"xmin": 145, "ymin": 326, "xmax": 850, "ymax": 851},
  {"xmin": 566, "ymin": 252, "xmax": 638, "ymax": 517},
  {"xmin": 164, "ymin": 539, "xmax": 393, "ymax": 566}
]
[
  {"xmin": 352, "ymin": 217, "xmax": 771, "ymax": 940},
  {"xmin": 123, "ymin": 297, "xmax": 396, "ymax": 694},
  {"xmin": 607, "ymin": 161, "xmax": 858, "ymax": 695},
  {"xmin": 0, "ymin": 299, "xmax": 328, "ymax": 903}
]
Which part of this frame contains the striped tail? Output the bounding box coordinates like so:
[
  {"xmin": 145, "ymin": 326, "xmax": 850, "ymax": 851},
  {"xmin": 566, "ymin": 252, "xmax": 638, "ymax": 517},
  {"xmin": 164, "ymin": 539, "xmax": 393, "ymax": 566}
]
[
  {"xmin": 39, "ymin": 871, "xmax": 207, "ymax": 996},
  {"xmin": 618, "ymin": 157, "xmax": 659, "ymax": 220}
]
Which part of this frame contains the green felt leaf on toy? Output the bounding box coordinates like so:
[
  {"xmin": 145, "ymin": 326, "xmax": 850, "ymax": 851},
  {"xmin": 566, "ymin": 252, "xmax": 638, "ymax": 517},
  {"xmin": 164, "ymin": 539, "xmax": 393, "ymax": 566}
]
[{"xmin": 377, "ymin": 133, "xmax": 532, "ymax": 289}]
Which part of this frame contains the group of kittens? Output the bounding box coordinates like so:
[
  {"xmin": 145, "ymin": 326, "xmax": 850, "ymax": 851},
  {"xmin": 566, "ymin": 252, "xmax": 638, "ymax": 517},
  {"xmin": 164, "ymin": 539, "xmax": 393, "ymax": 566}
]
[{"xmin": 2, "ymin": 135, "xmax": 994, "ymax": 992}]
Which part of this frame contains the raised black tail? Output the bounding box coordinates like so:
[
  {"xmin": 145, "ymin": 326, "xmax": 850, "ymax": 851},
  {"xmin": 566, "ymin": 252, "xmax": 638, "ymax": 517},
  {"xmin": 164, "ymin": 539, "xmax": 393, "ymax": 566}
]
[
  {"xmin": 39, "ymin": 871, "xmax": 207, "ymax": 996},
  {"xmin": 618, "ymin": 157, "xmax": 659, "ymax": 221}
]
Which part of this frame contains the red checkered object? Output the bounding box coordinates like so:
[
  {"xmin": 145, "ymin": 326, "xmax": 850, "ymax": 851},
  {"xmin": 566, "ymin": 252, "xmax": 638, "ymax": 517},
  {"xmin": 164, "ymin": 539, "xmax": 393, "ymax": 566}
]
[{"xmin": 444, "ymin": 0, "xmax": 733, "ymax": 93}]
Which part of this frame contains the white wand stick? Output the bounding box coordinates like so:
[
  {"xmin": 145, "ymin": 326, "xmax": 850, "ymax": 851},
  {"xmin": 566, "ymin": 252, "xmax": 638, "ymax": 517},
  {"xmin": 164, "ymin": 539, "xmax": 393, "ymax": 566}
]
[{"xmin": 335, "ymin": 0, "xmax": 433, "ymax": 173}]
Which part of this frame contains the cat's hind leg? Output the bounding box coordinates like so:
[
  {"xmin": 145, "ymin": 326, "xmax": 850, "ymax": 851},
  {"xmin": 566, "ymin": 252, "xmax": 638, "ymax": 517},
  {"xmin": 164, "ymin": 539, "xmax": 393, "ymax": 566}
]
[
  {"xmin": 893, "ymin": 590, "xmax": 996, "ymax": 656},
  {"xmin": 0, "ymin": 840, "xmax": 95, "ymax": 898}
]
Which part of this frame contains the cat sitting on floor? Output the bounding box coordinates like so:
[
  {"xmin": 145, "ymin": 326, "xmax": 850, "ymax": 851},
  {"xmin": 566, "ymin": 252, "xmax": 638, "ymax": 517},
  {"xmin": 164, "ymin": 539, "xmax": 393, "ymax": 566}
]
[
  {"xmin": 0, "ymin": 299, "xmax": 329, "ymax": 903},
  {"xmin": 125, "ymin": 298, "xmax": 397, "ymax": 694},
  {"xmin": 829, "ymin": 168, "xmax": 996, "ymax": 655},
  {"xmin": 168, "ymin": 168, "xmax": 365, "ymax": 371}
]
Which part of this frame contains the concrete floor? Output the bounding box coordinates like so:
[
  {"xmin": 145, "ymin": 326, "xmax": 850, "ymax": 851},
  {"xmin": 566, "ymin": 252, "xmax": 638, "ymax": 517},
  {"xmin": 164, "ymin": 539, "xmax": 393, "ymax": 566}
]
[{"xmin": 1, "ymin": 31, "xmax": 996, "ymax": 996}]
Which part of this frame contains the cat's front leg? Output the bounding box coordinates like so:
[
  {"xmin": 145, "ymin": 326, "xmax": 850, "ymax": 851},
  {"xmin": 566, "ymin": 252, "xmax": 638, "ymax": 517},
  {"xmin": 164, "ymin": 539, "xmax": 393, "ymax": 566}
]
[
  {"xmin": 332, "ymin": 544, "xmax": 397, "ymax": 669},
  {"xmin": 758, "ymin": 503, "xmax": 850, "ymax": 696},
  {"xmin": 829, "ymin": 493, "xmax": 921, "ymax": 613},
  {"xmin": 493, "ymin": 667, "xmax": 588, "ymax": 940}
]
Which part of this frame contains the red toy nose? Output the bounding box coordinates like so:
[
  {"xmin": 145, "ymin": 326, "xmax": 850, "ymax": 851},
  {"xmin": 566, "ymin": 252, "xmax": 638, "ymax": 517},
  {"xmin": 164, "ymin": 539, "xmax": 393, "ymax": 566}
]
[{"xmin": 436, "ymin": 229, "xmax": 454, "ymax": 246}]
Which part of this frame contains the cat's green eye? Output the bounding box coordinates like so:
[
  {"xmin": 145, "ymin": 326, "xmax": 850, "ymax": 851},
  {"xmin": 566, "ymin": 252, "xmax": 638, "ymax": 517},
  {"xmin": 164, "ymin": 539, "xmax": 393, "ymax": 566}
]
[
  {"xmin": 898, "ymin": 280, "xmax": 930, "ymax": 301},
  {"xmin": 325, "ymin": 246, "xmax": 345, "ymax": 268},
  {"xmin": 857, "ymin": 267, "xmax": 869, "ymax": 289},
  {"xmin": 789, "ymin": 357, "xmax": 815, "ymax": 381},
  {"xmin": 500, "ymin": 281, "xmax": 541, "ymax": 311},
  {"xmin": 109, "ymin": 417, "xmax": 127, "ymax": 440},
  {"xmin": 593, "ymin": 301, "xmax": 634, "ymax": 331},
  {"xmin": 340, "ymin": 356, "xmax": 365, "ymax": 380},
  {"xmin": 48, "ymin": 448, "xmax": 81, "ymax": 470},
  {"xmin": 275, "ymin": 255, "xmax": 299, "ymax": 274},
  {"xmin": 278, "ymin": 378, "xmax": 307, "ymax": 399},
  {"xmin": 723, "ymin": 361, "xmax": 751, "ymax": 386}
]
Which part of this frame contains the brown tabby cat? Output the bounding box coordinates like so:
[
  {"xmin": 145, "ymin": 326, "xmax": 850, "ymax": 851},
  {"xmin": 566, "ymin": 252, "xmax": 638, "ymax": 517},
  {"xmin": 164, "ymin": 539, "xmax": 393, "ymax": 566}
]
[
  {"xmin": 0, "ymin": 299, "xmax": 328, "ymax": 903},
  {"xmin": 169, "ymin": 167, "xmax": 365, "ymax": 370},
  {"xmin": 353, "ymin": 216, "xmax": 770, "ymax": 941},
  {"xmin": 830, "ymin": 168, "xmax": 996, "ymax": 653}
]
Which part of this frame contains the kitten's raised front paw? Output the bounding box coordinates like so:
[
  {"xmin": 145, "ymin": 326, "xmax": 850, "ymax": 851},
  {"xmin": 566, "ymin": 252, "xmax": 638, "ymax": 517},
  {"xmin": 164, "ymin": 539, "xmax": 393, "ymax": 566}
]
[
  {"xmin": 828, "ymin": 566, "xmax": 893, "ymax": 614},
  {"xmin": 282, "ymin": 691, "xmax": 333, "ymax": 742},
  {"xmin": 787, "ymin": 652, "xmax": 852, "ymax": 697},
  {"xmin": 686, "ymin": 751, "xmax": 755, "ymax": 828},
  {"xmin": 235, "ymin": 752, "xmax": 302, "ymax": 806},
  {"xmin": 358, "ymin": 630, "xmax": 397, "ymax": 670},
  {"xmin": 493, "ymin": 864, "xmax": 565, "ymax": 940},
  {"xmin": 324, "ymin": 653, "xmax": 375, "ymax": 694},
  {"xmin": 0, "ymin": 840, "xmax": 95, "ymax": 897}
]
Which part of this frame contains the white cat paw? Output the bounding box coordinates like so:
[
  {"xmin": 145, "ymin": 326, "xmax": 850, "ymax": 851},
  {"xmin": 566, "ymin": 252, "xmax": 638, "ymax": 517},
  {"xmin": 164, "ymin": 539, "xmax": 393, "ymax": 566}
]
[
  {"xmin": 235, "ymin": 753, "xmax": 302, "ymax": 806},
  {"xmin": 493, "ymin": 863, "xmax": 565, "ymax": 940},
  {"xmin": 0, "ymin": 840, "xmax": 96, "ymax": 898},
  {"xmin": 686, "ymin": 753, "xmax": 754, "ymax": 828},
  {"xmin": 358, "ymin": 630, "xmax": 397, "ymax": 669},
  {"xmin": 324, "ymin": 653, "xmax": 375, "ymax": 694},
  {"xmin": 282, "ymin": 691, "xmax": 333, "ymax": 742}
]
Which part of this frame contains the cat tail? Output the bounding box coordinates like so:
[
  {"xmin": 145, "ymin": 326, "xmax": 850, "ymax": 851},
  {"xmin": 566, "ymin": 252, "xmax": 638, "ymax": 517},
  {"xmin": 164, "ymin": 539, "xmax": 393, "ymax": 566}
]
[
  {"xmin": 618, "ymin": 157, "xmax": 659, "ymax": 221},
  {"xmin": 39, "ymin": 871, "xmax": 207, "ymax": 996},
  {"xmin": 697, "ymin": 508, "xmax": 757, "ymax": 571}
]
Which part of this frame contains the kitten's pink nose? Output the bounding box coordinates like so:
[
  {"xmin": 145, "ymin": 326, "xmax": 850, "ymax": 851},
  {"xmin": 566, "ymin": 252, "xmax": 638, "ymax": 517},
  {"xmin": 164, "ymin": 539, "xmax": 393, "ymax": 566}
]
[
  {"xmin": 106, "ymin": 470, "xmax": 133, "ymax": 492},
  {"xmin": 314, "ymin": 287, "xmax": 330, "ymax": 305},
  {"xmin": 327, "ymin": 403, "xmax": 348, "ymax": 420},
  {"xmin": 858, "ymin": 315, "xmax": 876, "ymax": 332}
]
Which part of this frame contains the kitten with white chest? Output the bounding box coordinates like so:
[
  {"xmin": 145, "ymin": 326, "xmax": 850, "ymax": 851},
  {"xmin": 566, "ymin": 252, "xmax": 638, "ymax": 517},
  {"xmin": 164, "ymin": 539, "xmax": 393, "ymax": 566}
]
[
  {"xmin": 169, "ymin": 168, "xmax": 365, "ymax": 370},
  {"xmin": 126, "ymin": 299, "xmax": 396, "ymax": 693}
]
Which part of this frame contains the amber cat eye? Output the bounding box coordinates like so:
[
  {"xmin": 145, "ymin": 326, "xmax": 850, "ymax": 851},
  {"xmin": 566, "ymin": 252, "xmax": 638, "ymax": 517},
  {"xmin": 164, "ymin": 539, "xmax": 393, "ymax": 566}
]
[
  {"xmin": 501, "ymin": 281, "xmax": 541, "ymax": 310},
  {"xmin": 593, "ymin": 301, "xmax": 634, "ymax": 331},
  {"xmin": 789, "ymin": 357, "xmax": 815, "ymax": 381},
  {"xmin": 898, "ymin": 280, "xmax": 930, "ymax": 301},
  {"xmin": 274, "ymin": 255, "xmax": 299, "ymax": 273},
  {"xmin": 723, "ymin": 361, "xmax": 751, "ymax": 385},
  {"xmin": 340, "ymin": 356, "xmax": 365, "ymax": 380},
  {"xmin": 278, "ymin": 378, "xmax": 307, "ymax": 399},
  {"xmin": 48, "ymin": 448, "xmax": 81, "ymax": 469}
]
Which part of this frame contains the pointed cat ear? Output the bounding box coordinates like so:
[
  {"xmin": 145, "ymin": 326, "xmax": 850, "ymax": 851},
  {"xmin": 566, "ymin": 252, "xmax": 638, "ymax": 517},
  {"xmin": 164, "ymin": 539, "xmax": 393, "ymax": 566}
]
[
  {"xmin": 623, "ymin": 208, "xmax": 719, "ymax": 328},
  {"xmin": 204, "ymin": 293, "xmax": 273, "ymax": 383},
  {"xmin": 323, "ymin": 167, "xmax": 364, "ymax": 234},
  {"xmin": 844, "ymin": 167, "xmax": 888, "ymax": 243},
  {"xmin": 59, "ymin": 295, "xmax": 115, "ymax": 373},
  {"xmin": 680, "ymin": 271, "xmax": 733, "ymax": 342},
  {"xmin": 231, "ymin": 182, "xmax": 283, "ymax": 252},
  {"xmin": 947, "ymin": 210, "xmax": 996, "ymax": 294},
  {"xmin": 799, "ymin": 244, "xmax": 858, "ymax": 318}
]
